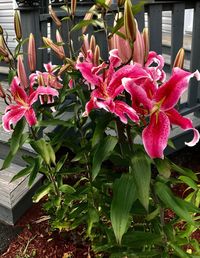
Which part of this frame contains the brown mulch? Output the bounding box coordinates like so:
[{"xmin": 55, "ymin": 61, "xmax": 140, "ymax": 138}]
[
  {"xmin": 1, "ymin": 144, "xmax": 200, "ymax": 258},
  {"xmin": 1, "ymin": 202, "xmax": 92, "ymax": 258}
]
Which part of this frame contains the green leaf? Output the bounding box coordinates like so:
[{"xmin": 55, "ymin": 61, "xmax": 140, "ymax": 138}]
[
  {"xmin": 71, "ymin": 19, "xmax": 103, "ymax": 32},
  {"xmin": 28, "ymin": 157, "xmax": 42, "ymax": 187},
  {"xmin": 8, "ymin": 69, "xmax": 16, "ymax": 84},
  {"xmin": 30, "ymin": 139, "xmax": 50, "ymax": 165},
  {"xmin": 1, "ymin": 151, "xmax": 15, "ymax": 171},
  {"xmin": 170, "ymin": 161, "xmax": 198, "ymax": 181},
  {"xmin": 122, "ymin": 231, "xmax": 162, "ymax": 247},
  {"xmin": 179, "ymin": 176, "xmax": 198, "ymax": 190},
  {"xmin": 37, "ymin": 119, "xmax": 73, "ymax": 127},
  {"xmin": 55, "ymin": 154, "xmax": 68, "ymax": 172},
  {"xmin": 155, "ymin": 158, "xmax": 171, "ymax": 179},
  {"xmin": 10, "ymin": 118, "xmax": 25, "ymax": 153},
  {"xmin": 10, "ymin": 166, "xmax": 33, "ymax": 182},
  {"xmin": 59, "ymin": 184, "xmax": 76, "ymax": 194},
  {"xmin": 87, "ymin": 207, "xmax": 99, "ymax": 237},
  {"xmin": 92, "ymin": 136, "xmax": 118, "ymax": 180},
  {"xmin": 111, "ymin": 174, "xmax": 137, "ymax": 245},
  {"xmin": 92, "ymin": 113, "xmax": 112, "ymax": 147},
  {"xmin": 33, "ymin": 182, "xmax": 52, "ymax": 203},
  {"xmin": 1, "ymin": 119, "xmax": 26, "ymax": 170},
  {"xmin": 130, "ymin": 152, "xmax": 151, "ymax": 211},
  {"xmin": 169, "ymin": 242, "xmax": 191, "ymax": 258},
  {"xmin": 155, "ymin": 182, "xmax": 195, "ymax": 224}
]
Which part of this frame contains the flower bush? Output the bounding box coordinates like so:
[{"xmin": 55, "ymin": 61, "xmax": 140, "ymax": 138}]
[{"xmin": 0, "ymin": 0, "xmax": 200, "ymax": 257}]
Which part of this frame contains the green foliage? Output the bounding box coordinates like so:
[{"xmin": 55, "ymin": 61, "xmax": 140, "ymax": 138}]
[{"xmin": 111, "ymin": 174, "xmax": 137, "ymax": 245}]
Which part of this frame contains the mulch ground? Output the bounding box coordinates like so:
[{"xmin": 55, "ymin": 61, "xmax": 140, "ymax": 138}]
[{"xmin": 1, "ymin": 144, "xmax": 200, "ymax": 258}]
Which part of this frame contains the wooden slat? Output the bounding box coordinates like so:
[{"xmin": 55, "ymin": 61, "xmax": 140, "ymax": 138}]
[
  {"xmin": 148, "ymin": 4, "xmax": 162, "ymax": 54},
  {"xmin": 171, "ymin": 3, "xmax": 185, "ymax": 68},
  {"xmin": 188, "ymin": 2, "xmax": 200, "ymax": 107},
  {"xmin": 40, "ymin": 21, "xmax": 49, "ymax": 65},
  {"xmin": 133, "ymin": 0, "xmax": 145, "ymax": 31}
]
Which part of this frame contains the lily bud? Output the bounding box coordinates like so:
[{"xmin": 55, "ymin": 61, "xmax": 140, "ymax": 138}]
[
  {"xmin": 89, "ymin": 35, "xmax": 96, "ymax": 53},
  {"xmin": 71, "ymin": 0, "xmax": 77, "ymax": 16},
  {"xmin": 117, "ymin": 0, "xmax": 125, "ymax": 7},
  {"xmin": 0, "ymin": 46, "xmax": 8, "ymax": 57},
  {"xmin": 0, "ymin": 25, "xmax": 3, "ymax": 35},
  {"xmin": 133, "ymin": 22, "xmax": 145, "ymax": 65},
  {"xmin": 94, "ymin": 45, "xmax": 100, "ymax": 66},
  {"xmin": 82, "ymin": 5, "xmax": 96, "ymax": 34},
  {"xmin": 17, "ymin": 55, "xmax": 28, "ymax": 89},
  {"xmin": 0, "ymin": 35, "xmax": 5, "ymax": 49},
  {"xmin": 81, "ymin": 34, "xmax": 90, "ymax": 57},
  {"xmin": 49, "ymin": 5, "xmax": 62, "ymax": 27},
  {"xmin": 65, "ymin": 57, "xmax": 75, "ymax": 67},
  {"xmin": 43, "ymin": 37, "xmax": 65, "ymax": 60},
  {"xmin": 56, "ymin": 30, "xmax": 65, "ymax": 57},
  {"xmin": 0, "ymin": 84, "xmax": 6, "ymax": 99},
  {"xmin": 58, "ymin": 64, "xmax": 71, "ymax": 76},
  {"xmin": 173, "ymin": 48, "xmax": 185, "ymax": 69},
  {"xmin": 14, "ymin": 11, "xmax": 22, "ymax": 41},
  {"xmin": 28, "ymin": 33, "xmax": 36, "ymax": 72},
  {"xmin": 124, "ymin": 0, "xmax": 137, "ymax": 43},
  {"xmin": 143, "ymin": 28, "xmax": 149, "ymax": 63}
]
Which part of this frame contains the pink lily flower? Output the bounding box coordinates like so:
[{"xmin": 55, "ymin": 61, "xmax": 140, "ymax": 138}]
[
  {"xmin": 31, "ymin": 62, "xmax": 63, "ymax": 89},
  {"xmin": 76, "ymin": 49, "xmax": 150, "ymax": 123},
  {"xmin": 2, "ymin": 77, "xmax": 58, "ymax": 131},
  {"xmin": 123, "ymin": 68, "xmax": 200, "ymax": 159}
]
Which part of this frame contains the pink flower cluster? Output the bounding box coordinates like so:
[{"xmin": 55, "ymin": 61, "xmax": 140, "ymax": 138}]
[
  {"xmin": 2, "ymin": 62, "xmax": 59, "ymax": 132},
  {"xmin": 76, "ymin": 41, "xmax": 200, "ymax": 159}
]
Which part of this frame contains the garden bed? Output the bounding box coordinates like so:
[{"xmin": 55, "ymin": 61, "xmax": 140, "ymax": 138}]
[{"xmin": 1, "ymin": 144, "xmax": 200, "ymax": 258}]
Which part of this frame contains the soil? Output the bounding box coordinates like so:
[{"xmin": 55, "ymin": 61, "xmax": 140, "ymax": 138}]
[{"xmin": 1, "ymin": 144, "xmax": 200, "ymax": 258}]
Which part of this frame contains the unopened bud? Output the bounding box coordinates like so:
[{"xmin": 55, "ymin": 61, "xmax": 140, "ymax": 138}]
[
  {"xmin": 143, "ymin": 28, "xmax": 149, "ymax": 63},
  {"xmin": 0, "ymin": 46, "xmax": 8, "ymax": 57},
  {"xmin": 58, "ymin": 64, "xmax": 71, "ymax": 76},
  {"xmin": 124, "ymin": 0, "xmax": 137, "ymax": 43},
  {"xmin": 17, "ymin": 55, "xmax": 28, "ymax": 89},
  {"xmin": 81, "ymin": 34, "xmax": 90, "ymax": 57},
  {"xmin": 94, "ymin": 45, "xmax": 100, "ymax": 66},
  {"xmin": 82, "ymin": 5, "xmax": 96, "ymax": 34},
  {"xmin": 56, "ymin": 30, "xmax": 65, "ymax": 57},
  {"xmin": 14, "ymin": 11, "xmax": 22, "ymax": 41},
  {"xmin": 117, "ymin": 0, "xmax": 125, "ymax": 7},
  {"xmin": 0, "ymin": 25, "xmax": 3, "ymax": 35},
  {"xmin": 0, "ymin": 35, "xmax": 6, "ymax": 49},
  {"xmin": 28, "ymin": 33, "xmax": 36, "ymax": 72},
  {"xmin": 65, "ymin": 57, "xmax": 75, "ymax": 67},
  {"xmin": 49, "ymin": 5, "xmax": 62, "ymax": 27},
  {"xmin": 90, "ymin": 35, "xmax": 96, "ymax": 53},
  {"xmin": 173, "ymin": 48, "xmax": 185, "ymax": 69},
  {"xmin": 43, "ymin": 37, "xmax": 65, "ymax": 60},
  {"xmin": 71, "ymin": 0, "xmax": 77, "ymax": 16},
  {"xmin": 0, "ymin": 84, "xmax": 6, "ymax": 98}
]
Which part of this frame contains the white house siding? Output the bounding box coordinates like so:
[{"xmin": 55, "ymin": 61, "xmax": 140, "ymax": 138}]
[{"xmin": 0, "ymin": 0, "xmax": 17, "ymax": 53}]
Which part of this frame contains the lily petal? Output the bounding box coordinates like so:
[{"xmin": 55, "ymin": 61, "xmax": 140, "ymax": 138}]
[
  {"xmin": 155, "ymin": 68, "xmax": 200, "ymax": 111},
  {"xmin": 122, "ymin": 78, "xmax": 152, "ymax": 114},
  {"xmin": 114, "ymin": 100, "xmax": 139, "ymax": 124},
  {"xmin": 2, "ymin": 105, "xmax": 26, "ymax": 131},
  {"xmin": 107, "ymin": 63, "xmax": 150, "ymax": 97},
  {"xmin": 24, "ymin": 108, "xmax": 37, "ymax": 126},
  {"xmin": 166, "ymin": 108, "xmax": 200, "ymax": 147},
  {"xmin": 29, "ymin": 86, "xmax": 58, "ymax": 105},
  {"xmin": 10, "ymin": 77, "xmax": 28, "ymax": 105},
  {"xmin": 142, "ymin": 111, "xmax": 170, "ymax": 159}
]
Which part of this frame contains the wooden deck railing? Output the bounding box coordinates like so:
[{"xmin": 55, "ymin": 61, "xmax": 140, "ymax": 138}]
[{"xmin": 17, "ymin": 0, "xmax": 200, "ymax": 117}]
